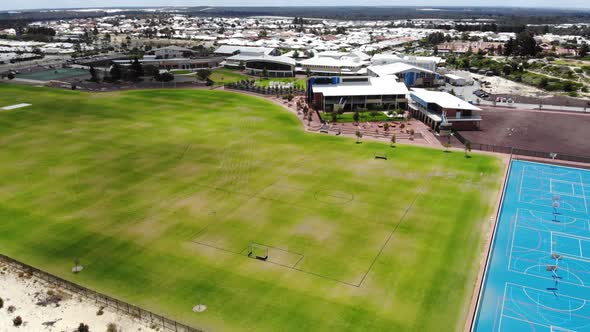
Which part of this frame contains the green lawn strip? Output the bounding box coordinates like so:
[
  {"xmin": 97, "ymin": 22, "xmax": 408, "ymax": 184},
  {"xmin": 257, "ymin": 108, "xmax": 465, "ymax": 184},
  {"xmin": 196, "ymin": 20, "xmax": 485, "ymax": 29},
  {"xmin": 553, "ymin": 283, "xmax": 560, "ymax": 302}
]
[
  {"xmin": 255, "ymin": 77, "xmax": 306, "ymax": 88},
  {"xmin": 209, "ymin": 68, "xmax": 250, "ymax": 85},
  {"xmin": 321, "ymin": 111, "xmax": 404, "ymax": 123},
  {"xmin": 0, "ymin": 83, "xmax": 503, "ymax": 332},
  {"xmin": 170, "ymin": 69, "xmax": 193, "ymax": 75}
]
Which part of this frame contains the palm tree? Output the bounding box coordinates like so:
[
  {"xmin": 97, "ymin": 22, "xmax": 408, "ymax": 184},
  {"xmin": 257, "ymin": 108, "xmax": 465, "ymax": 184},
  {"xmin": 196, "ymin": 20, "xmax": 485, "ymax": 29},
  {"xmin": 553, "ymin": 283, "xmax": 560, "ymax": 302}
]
[
  {"xmin": 464, "ymin": 141, "xmax": 472, "ymax": 157},
  {"xmin": 355, "ymin": 130, "xmax": 363, "ymax": 144},
  {"xmin": 444, "ymin": 136, "xmax": 452, "ymax": 152}
]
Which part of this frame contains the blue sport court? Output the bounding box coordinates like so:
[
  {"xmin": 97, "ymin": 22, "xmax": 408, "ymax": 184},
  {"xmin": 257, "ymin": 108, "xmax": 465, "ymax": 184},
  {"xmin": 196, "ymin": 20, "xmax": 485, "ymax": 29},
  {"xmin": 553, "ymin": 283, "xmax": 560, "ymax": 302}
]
[{"xmin": 473, "ymin": 160, "xmax": 590, "ymax": 332}]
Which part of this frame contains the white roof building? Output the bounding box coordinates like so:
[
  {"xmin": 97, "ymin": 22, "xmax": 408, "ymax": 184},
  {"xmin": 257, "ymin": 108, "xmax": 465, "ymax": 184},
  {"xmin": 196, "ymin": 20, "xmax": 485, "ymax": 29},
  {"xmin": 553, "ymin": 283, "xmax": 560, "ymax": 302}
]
[
  {"xmin": 311, "ymin": 76, "xmax": 408, "ymax": 97},
  {"xmin": 371, "ymin": 54, "xmax": 442, "ymax": 72},
  {"xmin": 367, "ymin": 62, "xmax": 435, "ymax": 77},
  {"xmin": 410, "ymin": 89, "xmax": 481, "ymax": 112}
]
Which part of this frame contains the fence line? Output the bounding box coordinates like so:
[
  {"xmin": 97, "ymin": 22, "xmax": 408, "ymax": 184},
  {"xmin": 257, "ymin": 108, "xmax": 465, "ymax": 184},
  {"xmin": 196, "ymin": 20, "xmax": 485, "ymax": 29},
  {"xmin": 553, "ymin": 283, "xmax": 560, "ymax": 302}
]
[
  {"xmin": 0, "ymin": 254, "xmax": 203, "ymax": 332},
  {"xmin": 454, "ymin": 132, "xmax": 590, "ymax": 165}
]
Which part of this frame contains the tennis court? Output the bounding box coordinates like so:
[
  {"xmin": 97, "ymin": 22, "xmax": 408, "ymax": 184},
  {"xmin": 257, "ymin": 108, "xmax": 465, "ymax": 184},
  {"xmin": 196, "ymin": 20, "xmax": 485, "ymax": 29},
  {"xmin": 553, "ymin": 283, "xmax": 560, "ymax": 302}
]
[
  {"xmin": 16, "ymin": 68, "xmax": 89, "ymax": 81},
  {"xmin": 473, "ymin": 160, "xmax": 590, "ymax": 332}
]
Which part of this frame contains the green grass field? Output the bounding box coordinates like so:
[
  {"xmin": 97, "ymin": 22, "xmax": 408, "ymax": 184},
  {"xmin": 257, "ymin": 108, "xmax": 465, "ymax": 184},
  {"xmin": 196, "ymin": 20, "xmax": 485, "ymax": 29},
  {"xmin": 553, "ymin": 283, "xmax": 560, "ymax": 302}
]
[
  {"xmin": 170, "ymin": 69, "xmax": 193, "ymax": 75},
  {"xmin": 208, "ymin": 68, "xmax": 249, "ymax": 85},
  {"xmin": 255, "ymin": 77, "xmax": 306, "ymax": 89},
  {"xmin": 0, "ymin": 84, "xmax": 503, "ymax": 332},
  {"xmin": 322, "ymin": 111, "xmax": 404, "ymax": 123}
]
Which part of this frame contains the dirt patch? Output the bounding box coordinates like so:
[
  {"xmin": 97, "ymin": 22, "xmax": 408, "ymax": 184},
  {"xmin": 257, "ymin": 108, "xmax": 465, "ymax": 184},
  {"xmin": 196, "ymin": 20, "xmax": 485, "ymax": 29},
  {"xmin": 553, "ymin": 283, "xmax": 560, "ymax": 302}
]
[{"xmin": 291, "ymin": 218, "xmax": 335, "ymax": 242}]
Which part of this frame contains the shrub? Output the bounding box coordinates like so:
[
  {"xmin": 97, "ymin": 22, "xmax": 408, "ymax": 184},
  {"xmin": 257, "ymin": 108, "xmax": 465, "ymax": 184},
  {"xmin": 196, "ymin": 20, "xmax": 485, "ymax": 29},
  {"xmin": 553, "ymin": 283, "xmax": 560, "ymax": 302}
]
[
  {"xmin": 107, "ymin": 323, "xmax": 118, "ymax": 332},
  {"xmin": 13, "ymin": 316, "xmax": 22, "ymax": 326},
  {"xmin": 0, "ymin": 297, "xmax": 3, "ymax": 309},
  {"xmin": 77, "ymin": 323, "xmax": 90, "ymax": 332}
]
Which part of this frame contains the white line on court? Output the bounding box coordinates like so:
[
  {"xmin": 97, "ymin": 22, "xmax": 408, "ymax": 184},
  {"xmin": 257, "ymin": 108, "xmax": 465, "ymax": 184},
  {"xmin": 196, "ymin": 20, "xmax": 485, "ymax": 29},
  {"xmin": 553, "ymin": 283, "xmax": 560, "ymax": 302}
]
[{"xmin": 579, "ymin": 171, "xmax": 588, "ymax": 214}]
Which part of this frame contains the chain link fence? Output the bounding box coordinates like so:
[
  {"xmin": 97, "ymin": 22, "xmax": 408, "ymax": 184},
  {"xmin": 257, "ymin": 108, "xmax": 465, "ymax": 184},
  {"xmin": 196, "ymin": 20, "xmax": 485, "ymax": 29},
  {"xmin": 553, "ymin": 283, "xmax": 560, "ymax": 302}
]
[{"xmin": 0, "ymin": 254, "xmax": 203, "ymax": 332}]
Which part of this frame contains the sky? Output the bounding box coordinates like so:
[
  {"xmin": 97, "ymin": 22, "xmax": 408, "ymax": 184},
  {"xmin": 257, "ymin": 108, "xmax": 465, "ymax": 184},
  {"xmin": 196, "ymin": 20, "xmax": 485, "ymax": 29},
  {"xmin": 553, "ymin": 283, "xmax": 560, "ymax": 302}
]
[{"xmin": 2, "ymin": 0, "xmax": 590, "ymax": 11}]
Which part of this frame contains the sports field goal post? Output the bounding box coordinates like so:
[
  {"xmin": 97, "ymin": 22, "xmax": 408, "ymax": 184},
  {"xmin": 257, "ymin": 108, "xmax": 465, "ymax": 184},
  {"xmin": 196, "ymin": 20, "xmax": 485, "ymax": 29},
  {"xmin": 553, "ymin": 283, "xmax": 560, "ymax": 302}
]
[{"xmin": 248, "ymin": 243, "xmax": 268, "ymax": 260}]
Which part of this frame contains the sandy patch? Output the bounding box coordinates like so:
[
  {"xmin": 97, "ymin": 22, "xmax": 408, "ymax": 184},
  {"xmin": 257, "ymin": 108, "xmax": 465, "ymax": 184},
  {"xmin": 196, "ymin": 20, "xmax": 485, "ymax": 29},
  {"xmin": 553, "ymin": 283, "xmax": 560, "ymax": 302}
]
[
  {"xmin": 0, "ymin": 262, "xmax": 158, "ymax": 332},
  {"xmin": 473, "ymin": 74, "xmax": 546, "ymax": 97},
  {"xmin": 292, "ymin": 218, "xmax": 334, "ymax": 242}
]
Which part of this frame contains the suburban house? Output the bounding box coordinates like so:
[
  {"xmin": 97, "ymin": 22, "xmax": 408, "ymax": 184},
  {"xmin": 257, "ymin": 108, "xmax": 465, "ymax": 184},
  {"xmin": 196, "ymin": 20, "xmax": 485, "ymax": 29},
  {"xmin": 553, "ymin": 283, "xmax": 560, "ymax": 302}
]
[
  {"xmin": 444, "ymin": 74, "xmax": 466, "ymax": 86},
  {"xmin": 307, "ymin": 76, "xmax": 409, "ymax": 112},
  {"xmin": 367, "ymin": 62, "xmax": 444, "ymax": 87},
  {"xmin": 409, "ymin": 89, "xmax": 482, "ymax": 131}
]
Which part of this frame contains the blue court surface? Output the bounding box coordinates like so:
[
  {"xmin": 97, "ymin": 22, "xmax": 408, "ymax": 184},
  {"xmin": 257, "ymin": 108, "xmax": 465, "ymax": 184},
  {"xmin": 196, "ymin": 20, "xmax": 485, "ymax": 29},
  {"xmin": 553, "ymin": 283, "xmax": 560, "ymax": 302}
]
[{"xmin": 473, "ymin": 160, "xmax": 590, "ymax": 332}]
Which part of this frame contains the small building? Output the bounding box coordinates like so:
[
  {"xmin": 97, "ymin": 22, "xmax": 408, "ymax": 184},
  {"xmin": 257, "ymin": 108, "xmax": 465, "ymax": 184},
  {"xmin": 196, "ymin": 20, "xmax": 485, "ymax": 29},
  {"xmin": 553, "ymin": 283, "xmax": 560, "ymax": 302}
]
[
  {"xmin": 153, "ymin": 46, "xmax": 192, "ymax": 59},
  {"xmin": 307, "ymin": 76, "xmax": 409, "ymax": 112},
  {"xmin": 444, "ymin": 74, "xmax": 466, "ymax": 86},
  {"xmin": 409, "ymin": 89, "xmax": 481, "ymax": 131},
  {"xmin": 367, "ymin": 63, "xmax": 443, "ymax": 87}
]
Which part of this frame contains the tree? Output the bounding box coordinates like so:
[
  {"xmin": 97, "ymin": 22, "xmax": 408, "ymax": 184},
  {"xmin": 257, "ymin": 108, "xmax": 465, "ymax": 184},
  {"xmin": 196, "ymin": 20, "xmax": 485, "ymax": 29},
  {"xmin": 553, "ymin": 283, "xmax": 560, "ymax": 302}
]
[
  {"xmin": 353, "ymin": 110, "xmax": 360, "ymax": 123},
  {"xmin": 89, "ymin": 66, "xmax": 99, "ymax": 82},
  {"xmin": 110, "ymin": 63, "xmax": 122, "ymax": 81},
  {"xmin": 355, "ymin": 130, "xmax": 362, "ymax": 144},
  {"xmin": 464, "ymin": 141, "xmax": 472, "ymax": 157},
  {"xmin": 383, "ymin": 122, "xmax": 389, "ymax": 131},
  {"xmin": 390, "ymin": 133, "xmax": 396, "ymax": 147},
  {"xmin": 155, "ymin": 72, "xmax": 174, "ymax": 82},
  {"xmin": 196, "ymin": 69, "xmax": 212, "ymax": 81},
  {"xmin": 503, "ymin": 37, "xmax": 515, "ymax": 56},
  {"xmin": 578, "ymin": 43, "xmax": 589, "ymax": 58},
  {"xmin": 129, "ymin": 57, "xmax": 144, "ymax": 78},
  {"xmin": 261, "ymin": 68, "xmax": 268, "ymax": 77},
  {"xmin": 77, "ymin": 323, "xmax": 90, "ymax": 332},
  {"xmin": 444, "ymin": 136, "xmax": 452, "ymax": 152},
  {"xmin": 331, "ymin": 111, "xmax": 338, "ymax": 122},
  {"xmin": 513, "ymin": 32, "xmax": 540, "ymax": 57}
]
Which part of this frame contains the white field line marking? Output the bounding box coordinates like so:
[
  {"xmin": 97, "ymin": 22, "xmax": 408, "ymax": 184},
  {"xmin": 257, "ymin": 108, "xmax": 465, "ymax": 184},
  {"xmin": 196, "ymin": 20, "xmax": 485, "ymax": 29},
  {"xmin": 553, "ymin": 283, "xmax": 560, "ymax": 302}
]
[{"xmin": 0, "ymin": 103, "xmax": 31, "ymax": 110}]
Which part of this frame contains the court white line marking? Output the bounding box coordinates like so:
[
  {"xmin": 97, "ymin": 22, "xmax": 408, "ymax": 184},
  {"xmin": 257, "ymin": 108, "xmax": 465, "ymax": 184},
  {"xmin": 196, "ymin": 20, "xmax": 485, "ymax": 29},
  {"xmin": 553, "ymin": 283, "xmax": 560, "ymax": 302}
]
[{"xmin": 579, "ymin": 172, "xmax": 588, "ymax": 214}]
